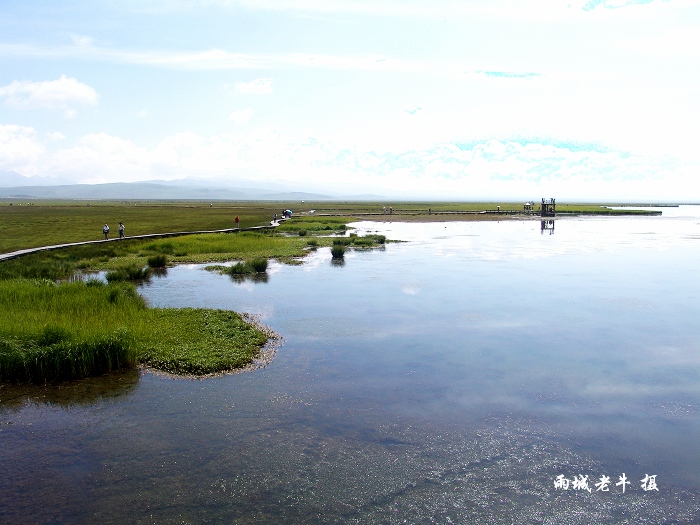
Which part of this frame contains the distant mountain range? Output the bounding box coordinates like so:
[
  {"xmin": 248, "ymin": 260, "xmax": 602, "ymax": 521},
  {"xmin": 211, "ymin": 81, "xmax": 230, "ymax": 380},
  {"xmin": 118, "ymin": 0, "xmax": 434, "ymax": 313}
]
[{"xmin": 0, "ymin": 171, "xmax": 386, "ymax": 201}]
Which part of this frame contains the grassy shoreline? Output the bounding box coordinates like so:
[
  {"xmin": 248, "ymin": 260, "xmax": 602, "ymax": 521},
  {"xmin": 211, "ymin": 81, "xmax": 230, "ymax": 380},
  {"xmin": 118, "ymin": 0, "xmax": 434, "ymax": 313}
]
[{"xmin": 1, "ymin": 216, "xmax": 388, "ymax": 384}]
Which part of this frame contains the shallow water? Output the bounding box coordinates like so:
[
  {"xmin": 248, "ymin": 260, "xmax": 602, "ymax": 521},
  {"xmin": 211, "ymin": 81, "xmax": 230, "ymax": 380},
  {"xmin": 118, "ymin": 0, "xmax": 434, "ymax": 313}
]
[{"xmin": 2, "ymin": 207, "xmax": 700, "ymax": 524}]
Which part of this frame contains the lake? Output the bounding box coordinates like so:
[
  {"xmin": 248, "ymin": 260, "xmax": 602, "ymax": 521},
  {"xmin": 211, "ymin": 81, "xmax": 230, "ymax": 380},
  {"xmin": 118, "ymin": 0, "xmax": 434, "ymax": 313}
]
[{"xmin": 2, "ymin": 207, "xmax": 699, "ymax": 524}]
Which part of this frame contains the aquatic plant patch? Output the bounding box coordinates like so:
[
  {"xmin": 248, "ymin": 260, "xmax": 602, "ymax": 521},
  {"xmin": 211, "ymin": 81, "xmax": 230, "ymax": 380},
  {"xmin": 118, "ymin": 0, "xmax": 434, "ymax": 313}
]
[{"xmin": 137, "ymin": 309, "xmax": 270, "ymax": 375}]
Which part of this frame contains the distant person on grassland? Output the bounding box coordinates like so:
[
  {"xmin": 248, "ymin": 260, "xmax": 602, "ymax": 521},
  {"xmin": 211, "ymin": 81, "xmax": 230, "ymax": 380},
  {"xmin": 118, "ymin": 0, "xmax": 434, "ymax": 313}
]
[
  {"xmin": 235, "ymin": 216, "xmax": 240, "ymax": 229},
  {"xmin": 103, "ymin": 224, "xmax": 110, "ymax": 240},
  {"xmin": 118, "ymin": 222, "xmax": 125, "ymax": 239}
]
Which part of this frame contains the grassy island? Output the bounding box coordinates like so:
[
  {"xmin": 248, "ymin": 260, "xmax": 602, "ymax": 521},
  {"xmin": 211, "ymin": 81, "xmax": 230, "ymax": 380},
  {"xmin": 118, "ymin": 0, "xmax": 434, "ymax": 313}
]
[{"xmin": 0, "ymin": 279, "xmax": 270, "ymax": 383}]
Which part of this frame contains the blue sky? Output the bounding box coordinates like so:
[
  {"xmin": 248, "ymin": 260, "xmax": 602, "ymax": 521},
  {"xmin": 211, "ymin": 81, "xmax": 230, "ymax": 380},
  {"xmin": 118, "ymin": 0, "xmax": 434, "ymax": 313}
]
[{"xmin": 1, "ymin": 0, "xmax": 699, "ymax": 200}]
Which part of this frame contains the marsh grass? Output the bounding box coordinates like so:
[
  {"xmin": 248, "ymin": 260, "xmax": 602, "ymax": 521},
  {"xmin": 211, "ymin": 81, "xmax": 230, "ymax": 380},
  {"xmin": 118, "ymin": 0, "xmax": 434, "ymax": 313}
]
[
  {"xmin": 0, "ymin": 232, "xmax": 312, "ymax": 280},
  {"xmin": 226, "ymin": 258, "xmax": 268, "ymax": 276},
  {"xmin": 147, "ymin": 254, "xmax": 168, "ymax": 268},
  {"xmin": 0, "ymin": 280, "xmax": 142, "ymax": 383},
  {"xmin": 331, "ymin": 245, "xmax": 346, "ymax": 258},
  {"xmin": 275, "ymin": 217, "xmax": 350, "ymax": 234},
  {"xmin": 105, "ymin": 263, "xmax": 151, "ymax": 282},
  {"xmin": 0, "ymin": 279, "xmax": 270, "ymax": 383}
]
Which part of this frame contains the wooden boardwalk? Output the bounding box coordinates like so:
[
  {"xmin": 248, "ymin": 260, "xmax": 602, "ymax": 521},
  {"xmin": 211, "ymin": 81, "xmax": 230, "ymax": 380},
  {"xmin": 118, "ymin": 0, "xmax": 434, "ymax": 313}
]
[{"xmin": 0, "ymin": 225, "xmax": 278, "ymax": 262}]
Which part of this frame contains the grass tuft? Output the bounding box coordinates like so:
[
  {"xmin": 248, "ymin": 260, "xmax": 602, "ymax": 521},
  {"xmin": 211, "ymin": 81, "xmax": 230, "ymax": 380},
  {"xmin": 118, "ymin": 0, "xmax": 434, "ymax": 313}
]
[
  {"xmin": 147, "ymin": 254, "xmax": 168, "ymax": 268},
  {"xmin": 226, "ymin": 258, "xmax": 268, "ymax": 276},
  {"xmin": 331, "ymin": 245, "xmax": 346, "ymax": 258},
  {"xmin": 105, "ymin": 263, "xmax": 151, "ymax": 282}
]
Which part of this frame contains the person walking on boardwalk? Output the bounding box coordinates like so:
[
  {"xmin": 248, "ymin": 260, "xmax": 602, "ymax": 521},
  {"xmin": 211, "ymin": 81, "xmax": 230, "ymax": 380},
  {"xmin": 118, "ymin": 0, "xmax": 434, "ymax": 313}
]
[
  {"xmin": 103, "ymin": 224, "xmax": 110, "ymax": 240},
  {"xmin": 235, "ymin": 216, "xmax": 240, "ymax": 229},
  {"xmin": 118, "ymin": 222, "xmax": 125, "ymax": 239}
]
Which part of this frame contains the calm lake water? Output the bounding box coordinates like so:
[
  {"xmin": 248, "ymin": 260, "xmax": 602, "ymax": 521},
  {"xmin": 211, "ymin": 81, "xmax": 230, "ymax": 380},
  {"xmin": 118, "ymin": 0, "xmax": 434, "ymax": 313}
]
[{"xmin": 2, "ymin": 207, "xmax": 700, "ymax": 524}]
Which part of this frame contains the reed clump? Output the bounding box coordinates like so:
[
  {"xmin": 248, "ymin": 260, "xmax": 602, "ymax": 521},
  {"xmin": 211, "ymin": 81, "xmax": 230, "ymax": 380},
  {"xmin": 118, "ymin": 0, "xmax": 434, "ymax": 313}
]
[
  {"xmin": 226, "ymin": 258, "xmax": 268, "ymax": 276},
  {"xmin": 331, "ymin": 245, "xmax": 346, "ymax": 258}
]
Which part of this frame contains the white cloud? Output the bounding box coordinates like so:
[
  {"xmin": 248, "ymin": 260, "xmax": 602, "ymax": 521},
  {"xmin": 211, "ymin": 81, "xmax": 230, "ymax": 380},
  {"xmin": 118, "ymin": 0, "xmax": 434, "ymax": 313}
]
[
  {"xmin": 229, "ymin": 108, "xmax": 254, "ymax": 124},
  {"xmin": 235, "ymin": 79, "xmax": 273, "ymax": 94},
  {"xmin": 0, "ymin": 75, "xmax": 98, "ymax": 117},
  {"xmin": 0, "ymin": 127, "xmax": 689, "ymax": 200},
  {"xmin": 155, "ymin": 0, "xmax": 696, "ymax": 20},
  {"xmin": 48, "ymin": 133, "xmax": 150, "ymax": 183},
  {"xmin": 0, "ymin": 125, "xmax": 44, "ymax": 175},
  {"xmin": 67, "ymin": 33, "xmax": 94, "ymax": 47}
]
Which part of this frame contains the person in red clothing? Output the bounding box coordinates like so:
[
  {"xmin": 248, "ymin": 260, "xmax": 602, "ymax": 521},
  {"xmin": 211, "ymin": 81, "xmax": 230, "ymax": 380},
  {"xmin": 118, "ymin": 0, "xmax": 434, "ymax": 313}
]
[{"xmin": 235, "ymin": 216, "xmax": 240, "ymax": 229}]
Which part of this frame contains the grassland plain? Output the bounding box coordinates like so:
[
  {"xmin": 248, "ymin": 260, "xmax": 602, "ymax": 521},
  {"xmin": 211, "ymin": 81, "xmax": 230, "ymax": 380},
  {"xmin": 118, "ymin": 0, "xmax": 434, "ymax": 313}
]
[
  {"xmin": 0, "ymin": 201, "xmax": 284, "ymax": 253},
  {"xmin": 0, "ymin": 200, "xmax": 660, "ymax": 254}
]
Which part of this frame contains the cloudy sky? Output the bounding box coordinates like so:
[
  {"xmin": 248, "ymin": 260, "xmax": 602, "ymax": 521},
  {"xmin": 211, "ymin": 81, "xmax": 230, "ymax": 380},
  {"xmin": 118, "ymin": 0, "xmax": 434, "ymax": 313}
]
[{"xmin": 1, "ymin": 0, "xmax": 699, "ymax": 200}]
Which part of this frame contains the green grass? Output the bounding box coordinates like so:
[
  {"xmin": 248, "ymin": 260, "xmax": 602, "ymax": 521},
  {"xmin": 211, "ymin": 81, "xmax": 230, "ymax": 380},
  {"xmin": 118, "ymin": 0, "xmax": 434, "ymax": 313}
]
[
  {"xmin": 274, "ymin": 216, "xmax": 350, "ymax": 234},
  {"xmin": 147, "ymin": 254, "xmax": 168, "ymax": 268},
  {"xmin": 0, "ymin": 232, "xmax": 317, "ymax": 281},
  {"xmin": 0, "ymin": 201, "xmax": 298, "ymax": 254},
  {"xmin": 0, "ymin": 279, "xmax": 269, "ymax": 383},
  {"xmin": 331, "ymin": 245, "xmax": 346, "ymax": 258},
  {"xmin": 137, "ymin": 309, "xmax": 268, "ymax": 375},
  {"xmin": 225, "ymin": 258, "xmax": 268, "ymax": 276},
  {"xmin": 105, "ymin": 263, "xmax": 151, "ymax": 282},
  {"xmin": 0, "ymin": 279, "xmax": 142, "ymax": 383}
]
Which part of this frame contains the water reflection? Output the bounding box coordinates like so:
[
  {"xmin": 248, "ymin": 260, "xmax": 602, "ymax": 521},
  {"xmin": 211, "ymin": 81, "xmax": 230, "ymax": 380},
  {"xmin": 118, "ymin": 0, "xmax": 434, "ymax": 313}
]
[
  {"xmin": 540, "ymin": 219, "xmax": 555, "ymax": 234},
  {"xmin": 150, "ymin": 267, "xmax": 168, "ymax": 278},
  {"xmin": 0, "ymin": 368, "xmax": 139, "ymax": 410},
  {"xmin": 229, "ymin": 272, "xmax": 269, "ymax": 284}
]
